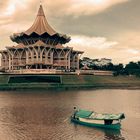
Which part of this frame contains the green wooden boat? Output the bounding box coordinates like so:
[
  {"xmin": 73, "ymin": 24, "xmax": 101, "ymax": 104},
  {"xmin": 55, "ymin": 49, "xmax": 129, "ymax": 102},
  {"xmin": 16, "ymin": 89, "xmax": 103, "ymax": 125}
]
[{"xmin": 71, "ymin": 109, "xmax": 125, "ymax": 130}]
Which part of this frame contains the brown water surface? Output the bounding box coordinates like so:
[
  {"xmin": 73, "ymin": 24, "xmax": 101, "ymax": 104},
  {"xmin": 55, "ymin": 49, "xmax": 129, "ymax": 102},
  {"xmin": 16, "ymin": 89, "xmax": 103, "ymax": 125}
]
[{"xmin": 0, "ymin": 89, "xmax": 139, "ymax": 140}]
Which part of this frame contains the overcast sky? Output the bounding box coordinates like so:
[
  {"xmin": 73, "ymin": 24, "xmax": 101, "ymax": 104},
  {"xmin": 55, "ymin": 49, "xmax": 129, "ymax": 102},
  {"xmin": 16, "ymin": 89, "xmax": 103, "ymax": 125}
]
[{"xmin": 0, "ymin": 0, "xmax": 140, "ymax": 64}]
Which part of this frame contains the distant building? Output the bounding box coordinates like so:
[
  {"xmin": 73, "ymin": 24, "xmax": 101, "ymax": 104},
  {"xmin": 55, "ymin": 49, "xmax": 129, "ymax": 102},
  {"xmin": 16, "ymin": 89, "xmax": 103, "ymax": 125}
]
[
  {"xmin": 0, "ymin": 4, "xmax": 83, "ymax": 73},
  {"xmin": 93, "ymin": 58, "xmax": 112, "ymax": 66},
  {"xmin": 81, "ymin": 58, "xmax": 112, "ymax": 67}
]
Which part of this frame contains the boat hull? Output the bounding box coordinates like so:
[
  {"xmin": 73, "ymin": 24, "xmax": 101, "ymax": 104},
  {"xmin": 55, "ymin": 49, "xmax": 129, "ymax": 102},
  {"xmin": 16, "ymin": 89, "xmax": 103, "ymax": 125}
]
[{"xmin": 71, "ymin": 117, "xmax": 121, "ymax": 130}]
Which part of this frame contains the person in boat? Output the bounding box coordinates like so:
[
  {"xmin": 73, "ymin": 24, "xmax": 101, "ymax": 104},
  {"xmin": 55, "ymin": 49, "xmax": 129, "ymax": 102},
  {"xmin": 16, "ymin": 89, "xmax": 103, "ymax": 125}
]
[
  {"xmin": 73, "ymin": 107, "xmax": 78, "ymax": 119},
  {"xmin": 104, "ymin": 119, "xmax": 113, "ymax": 125}
]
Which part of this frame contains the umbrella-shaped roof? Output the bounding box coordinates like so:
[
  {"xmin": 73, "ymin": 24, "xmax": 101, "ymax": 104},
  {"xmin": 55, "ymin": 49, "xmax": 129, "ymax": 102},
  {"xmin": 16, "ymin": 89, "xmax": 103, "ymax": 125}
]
[
  {"xmin": 24, "ymin": 5, "xmax": 56, "ymax": 36},
  {"xmin": 10, "ymin": 4, "xmax": 70, "ymax": 45}
]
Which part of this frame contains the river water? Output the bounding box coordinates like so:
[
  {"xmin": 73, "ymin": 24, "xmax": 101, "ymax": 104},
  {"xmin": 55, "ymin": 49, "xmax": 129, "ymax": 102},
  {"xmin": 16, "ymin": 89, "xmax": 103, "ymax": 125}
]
[{"xmin": 0, "ymin": 89, "xmax": 139, "ymax": 140}]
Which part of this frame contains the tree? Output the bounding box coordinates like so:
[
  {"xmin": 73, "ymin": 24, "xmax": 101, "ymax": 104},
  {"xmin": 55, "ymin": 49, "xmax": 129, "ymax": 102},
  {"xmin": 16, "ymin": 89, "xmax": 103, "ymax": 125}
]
[
  {"xmin": 125, "ymin": 62, "xmax": 139, "ymax": 69},
  {"xmin": 125, "ymin": 62, "xmax": 140, "ymax": 75}
]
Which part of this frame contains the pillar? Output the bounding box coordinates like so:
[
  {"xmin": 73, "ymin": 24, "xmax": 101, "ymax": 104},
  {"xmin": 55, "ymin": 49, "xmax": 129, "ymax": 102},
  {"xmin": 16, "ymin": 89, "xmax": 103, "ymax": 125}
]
[
  {"xmin": 26, "ymin": 50, "xmax": 29, "ymax": 64},
  {"xmin": 77, "ymin": 54, "xmax": 80, "ymax": 70},
  {"xmin": 9, "ymin": 55, "xmax": 11, "ymax": 71},
  {"xmin": 68, "ymin": 53, "xmax": 70, "ymax": 70}
]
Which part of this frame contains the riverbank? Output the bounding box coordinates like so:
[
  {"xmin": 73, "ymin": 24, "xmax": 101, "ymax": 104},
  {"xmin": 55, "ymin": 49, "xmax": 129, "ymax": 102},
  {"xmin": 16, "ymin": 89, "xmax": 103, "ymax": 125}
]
[{"xmin": 0, "ymin": 74, "xmax": 140, "ymax": 90}]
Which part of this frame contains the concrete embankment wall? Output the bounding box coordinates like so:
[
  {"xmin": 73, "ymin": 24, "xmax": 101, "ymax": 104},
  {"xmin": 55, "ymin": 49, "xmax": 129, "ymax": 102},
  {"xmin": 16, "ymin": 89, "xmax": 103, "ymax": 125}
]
[{"xmin": 0, "ymin": 74, "xmax": 140, "ymax": 90}]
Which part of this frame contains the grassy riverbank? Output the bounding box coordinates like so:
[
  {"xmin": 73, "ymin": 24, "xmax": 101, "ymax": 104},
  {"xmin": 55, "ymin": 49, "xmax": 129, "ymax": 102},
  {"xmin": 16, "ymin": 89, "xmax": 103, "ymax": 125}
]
[{"xmin": 0, "ymin": 74, "xmax": 140, "ymax": 90}]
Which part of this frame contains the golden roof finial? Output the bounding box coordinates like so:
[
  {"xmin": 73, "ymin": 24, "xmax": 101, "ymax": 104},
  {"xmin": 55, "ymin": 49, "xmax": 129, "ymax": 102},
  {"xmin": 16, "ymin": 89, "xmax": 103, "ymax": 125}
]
[
  {"xmin": 37, "ymin": 1, "xmax": 45, "ymax": 16},
  {"xmin": 24, "ymin": 0, "xmax": 56, "ymax": 36},
  {"xmin": 40, "ymin": 0, "xmax": 42, "ymax": 6}
]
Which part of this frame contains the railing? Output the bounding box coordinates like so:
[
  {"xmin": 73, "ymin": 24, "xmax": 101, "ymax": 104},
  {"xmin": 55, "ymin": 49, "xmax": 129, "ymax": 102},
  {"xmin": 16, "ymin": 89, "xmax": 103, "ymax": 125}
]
[
  {"xmin": 8, "ymin": 59, "xmax": 69, "ymax": 66},
  {"xmin": 7, "ymin": 69, "xmax": 78, "ymax": 74},
  {"xmin": 26, "ymin": 59, "xmax": 52, "ymax": 65},
  {"xmin": 53, "ymin": 60, "xmax": 68, "ymax": 66},
  {"xmin": 10, "ymin": 69, "xmax": 57, "ymax": 74}
]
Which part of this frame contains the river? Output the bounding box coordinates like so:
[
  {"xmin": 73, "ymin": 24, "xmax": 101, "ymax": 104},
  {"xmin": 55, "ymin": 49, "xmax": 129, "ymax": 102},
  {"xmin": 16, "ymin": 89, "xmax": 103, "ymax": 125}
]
[{"xmin": 0, "ymin": 89, "xmax": 139, "ymax": 140}]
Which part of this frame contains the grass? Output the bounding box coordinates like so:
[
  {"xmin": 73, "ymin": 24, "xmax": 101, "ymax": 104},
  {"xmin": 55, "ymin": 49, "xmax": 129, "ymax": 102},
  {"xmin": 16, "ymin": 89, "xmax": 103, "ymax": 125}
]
[
  {"xmin": 62, "ymin": 75, "xmax": 140, "ymax": 85},
  {"xmin": 0, "ymin": 75, "xmax": 9, "ymax": 84},
  {"xmin": 0, "ymin": 74, "xmax": 140, "ymax": 90}
]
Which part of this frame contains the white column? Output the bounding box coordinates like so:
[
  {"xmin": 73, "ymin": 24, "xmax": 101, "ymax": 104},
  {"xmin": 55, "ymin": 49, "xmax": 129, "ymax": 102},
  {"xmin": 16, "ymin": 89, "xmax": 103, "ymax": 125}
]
[
  {"xmin": 9, "ymin": 55, "xmax": 11, "ymax": 71},
  {"xmin": 25, "ymin": 50, "xmax": 28, "ymax": 69},
  {"xmin": 51, "ymin": 50, "xmax": 53, "ymax": 64},
  {"xmin": 40, "ymin": 47, "xmax": 43, "ymax": 62},
  {"xmin": 68, "ymin": 54, "xmax": 70, "ymax": 69},
  {"xmin": 1, "ymin": 59, "xmax": 3, "ymax": 67},
  {"xmin": 36, "ymin": 48, "xmax": 39, "ymax": 62},
  {"xmin": 12, "ymin": 55, "xmax": 14, "ymax": 71},
  {"xmin": 77, "ymin": 54, "xmax": 80, "ymax": 70},
  {"xmin": 31, "ymin": 48, "xmax": 34, "ymax": 64},
  {"xmin": 1, "ymin": 54, "xmax": 3, "ymax": 68}
]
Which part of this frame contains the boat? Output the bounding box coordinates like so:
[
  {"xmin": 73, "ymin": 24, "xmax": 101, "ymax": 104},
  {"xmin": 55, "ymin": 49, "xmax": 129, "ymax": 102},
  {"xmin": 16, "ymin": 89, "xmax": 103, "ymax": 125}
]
[{"xmin": 71, "ymin": 109, "xmax": 125, "ymax": 130}]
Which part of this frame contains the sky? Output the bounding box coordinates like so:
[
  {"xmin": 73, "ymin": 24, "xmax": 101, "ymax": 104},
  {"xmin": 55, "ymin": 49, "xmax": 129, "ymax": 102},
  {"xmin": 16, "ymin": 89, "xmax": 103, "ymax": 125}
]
[{"xmin": 0, "ymin": 0, "xmax": 140, "ymax": 64}]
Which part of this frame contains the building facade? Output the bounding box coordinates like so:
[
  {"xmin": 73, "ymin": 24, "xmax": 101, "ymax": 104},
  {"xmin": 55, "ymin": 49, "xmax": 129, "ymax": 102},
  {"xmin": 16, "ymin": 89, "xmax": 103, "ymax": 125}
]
[{"xmin": 0, "ymin": 4, "xmax": 83, "ymax": 73}]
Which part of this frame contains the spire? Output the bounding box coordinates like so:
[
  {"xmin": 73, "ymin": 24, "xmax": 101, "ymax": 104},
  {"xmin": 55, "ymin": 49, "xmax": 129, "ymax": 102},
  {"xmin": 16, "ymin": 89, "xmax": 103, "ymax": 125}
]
[
  {"xmin": 10, "ymin": 3, "xmax": 71, "ymax": 45},
  {"xmin": 37, "ymin": 3, "xmax": 45, "ymax": 16},
  {"xmin": 24, "ymin": 4, "xmax": 56, "ymax": 36},
  {"xmin": 40, "ymin": 0, "xmax": 42, "ymax": 5}
]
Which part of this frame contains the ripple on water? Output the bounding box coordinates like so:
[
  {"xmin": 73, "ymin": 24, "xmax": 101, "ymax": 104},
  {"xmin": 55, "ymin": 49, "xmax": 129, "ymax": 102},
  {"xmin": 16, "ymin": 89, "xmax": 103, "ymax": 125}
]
[{"xmin": 0, "ymin": 90, "xmax": 139, "ymax": 140}]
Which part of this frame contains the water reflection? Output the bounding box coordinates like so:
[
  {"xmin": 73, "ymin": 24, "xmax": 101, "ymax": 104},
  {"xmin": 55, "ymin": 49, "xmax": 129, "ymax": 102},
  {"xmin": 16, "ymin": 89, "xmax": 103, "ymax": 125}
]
[
  {"xmin": 103, "ymin": 129, "xmax": 125, "ymax": 140},
  {"xmin": 72, "ymin": 123, "xmax": 125, "ymax": 140}
]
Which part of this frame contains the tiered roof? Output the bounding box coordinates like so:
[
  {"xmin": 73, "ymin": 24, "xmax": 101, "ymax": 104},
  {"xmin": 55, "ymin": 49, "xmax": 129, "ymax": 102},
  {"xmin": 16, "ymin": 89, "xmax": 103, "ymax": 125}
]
[{"xmin": 10, "ymin": 4, "xmax": 70, "ymax": 45}]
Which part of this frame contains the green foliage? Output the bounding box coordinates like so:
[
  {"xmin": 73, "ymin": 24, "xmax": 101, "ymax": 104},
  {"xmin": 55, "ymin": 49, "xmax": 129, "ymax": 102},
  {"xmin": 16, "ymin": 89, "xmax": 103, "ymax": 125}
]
[
  {"xmin": 79, "ymin": 57, "xmax": 140, "ymax": 76},
  {"xmin": 125, "ymin": 61, "xmax": 140, "ymax": 76},
  {"xmin": 0, "ymin": 75, "xmax": 9, "ymax": 84}
]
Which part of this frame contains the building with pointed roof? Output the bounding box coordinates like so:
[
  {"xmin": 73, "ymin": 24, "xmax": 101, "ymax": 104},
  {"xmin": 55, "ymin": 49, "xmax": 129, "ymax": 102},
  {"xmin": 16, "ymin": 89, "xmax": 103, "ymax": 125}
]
[{"xmin": 0, "ymin": 4, "xmax": 84, "ymax": 74}]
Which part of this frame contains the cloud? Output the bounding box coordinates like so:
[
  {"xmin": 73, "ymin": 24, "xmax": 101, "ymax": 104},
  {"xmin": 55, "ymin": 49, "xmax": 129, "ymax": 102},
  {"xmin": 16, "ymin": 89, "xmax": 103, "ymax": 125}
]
[
  {"xmin": 67, "ymin": 35, "xmax": 119, "ymax": 62},
  {"xmin": 116, "ymin": 31, "xmax": 140, "ymax": 48},
  {"xmin": 0, "ymin": 0, "xmax": 139, "ymax": 64},
  {"xmin": 45, "ymin": 0, "xmax": 130, "ymax": 17},
  {"xmin": 126, "ymin": 49, "xmax": 140, "ymax": 55},
  {"xmin": 68, "ymin": 35, "xmax": 118, "ymax": 50},
  {"xmin": 67, "ymin": 34, "xmax": 140, "ymax": 64},
  {"xmin": 0, "ymin": 0, "xmax": 10, "ymax": 10},
  {"xmin": 111, "ymin": 31, "xmax": 140, "ymax": 63},
  {"xmin": 0, "ymin": 0, "xmax": 29, "ymax": 17},
  {"xmin": 3, "ymin": 0, "xmax": 126, "ymax": 21},
  {"xmin": 68, "ymin": 0, "xmax": 129, "ymax": 16},
  {"xmin": 0, "ymin": 0, "xmax": 131, "ymax": 32}
]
